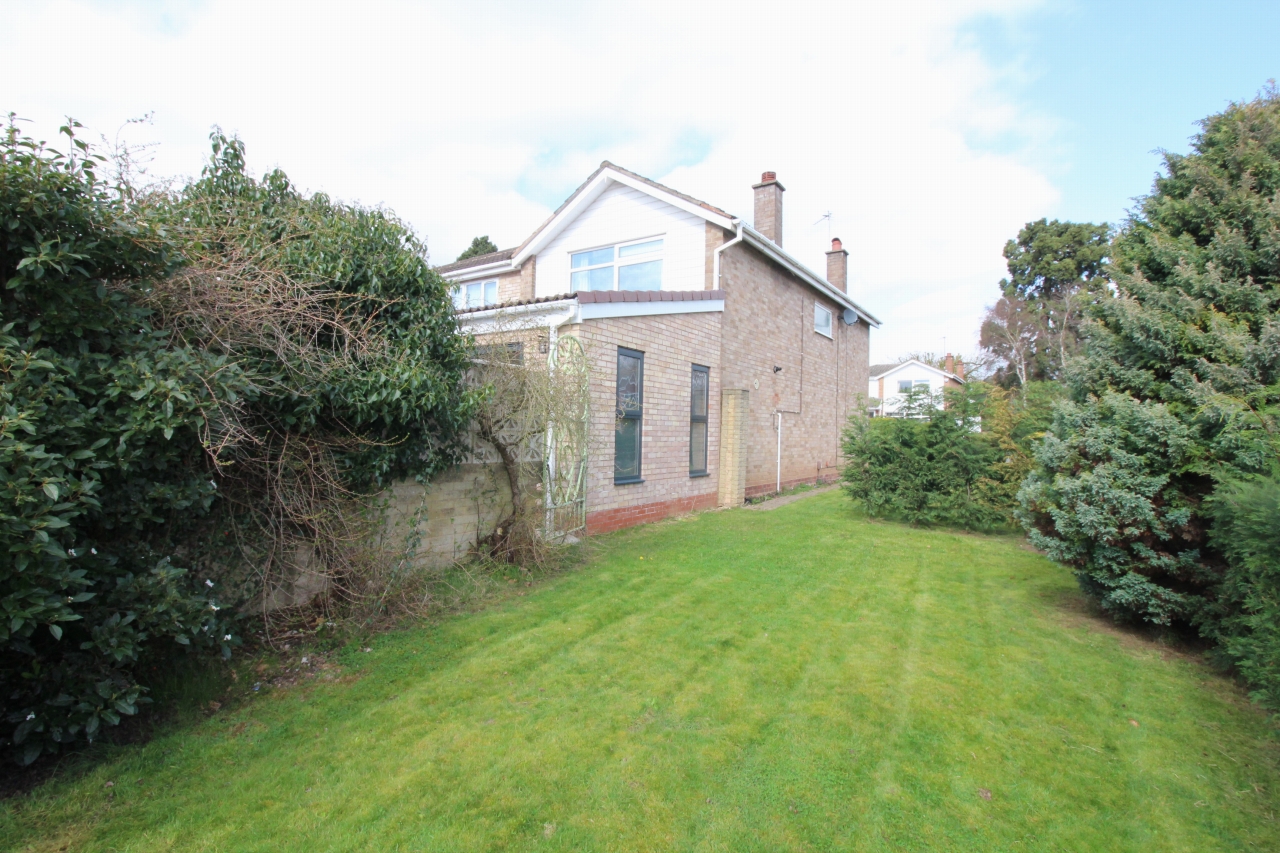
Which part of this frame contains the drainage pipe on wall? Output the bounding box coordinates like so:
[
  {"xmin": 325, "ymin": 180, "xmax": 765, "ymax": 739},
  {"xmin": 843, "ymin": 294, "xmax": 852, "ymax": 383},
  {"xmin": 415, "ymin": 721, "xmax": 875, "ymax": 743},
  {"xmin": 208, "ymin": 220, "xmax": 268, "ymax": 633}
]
[
  {"xmin": 775, "ymin": 411, "xmax": 782, "ymax": 494},
  {"xmin": 712, "ymin": 220, "xmax": 745, "ymax": 288}
]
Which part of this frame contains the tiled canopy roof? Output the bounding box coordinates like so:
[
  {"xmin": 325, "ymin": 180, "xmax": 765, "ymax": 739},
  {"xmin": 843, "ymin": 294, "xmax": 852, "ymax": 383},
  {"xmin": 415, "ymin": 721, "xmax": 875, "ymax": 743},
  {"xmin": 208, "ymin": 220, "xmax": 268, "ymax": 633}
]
[{"xmin": 453, "ymin": 289, "xmax": 725, "ymax": 316}]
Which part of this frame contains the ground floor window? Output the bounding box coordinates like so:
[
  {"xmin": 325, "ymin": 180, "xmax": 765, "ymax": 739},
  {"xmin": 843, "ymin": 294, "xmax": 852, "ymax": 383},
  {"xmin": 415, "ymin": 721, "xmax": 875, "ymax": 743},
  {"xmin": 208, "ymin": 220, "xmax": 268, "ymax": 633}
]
[
  {"xmin": 690, "ymin": 364, "xmax": 709, "ymax": 476},
  {"xmin": 615, "ymin": 347, "xmax": 644, "ymax": 483}
]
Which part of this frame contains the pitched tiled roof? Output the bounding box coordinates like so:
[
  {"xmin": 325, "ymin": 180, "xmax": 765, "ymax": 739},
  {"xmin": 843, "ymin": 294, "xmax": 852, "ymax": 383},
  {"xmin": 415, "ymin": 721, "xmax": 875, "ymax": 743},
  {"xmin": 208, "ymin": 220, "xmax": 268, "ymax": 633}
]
[
  {"xmin": 869, "ymin": 363, "xmax": 899, "ymax": 377},
  {"xmin": 435, "ymin": 248, "xmax": 516, "ymax": 274},
  {"xmin": 513, "ymin": 161, "xmax": 733, "ymax": 257}
]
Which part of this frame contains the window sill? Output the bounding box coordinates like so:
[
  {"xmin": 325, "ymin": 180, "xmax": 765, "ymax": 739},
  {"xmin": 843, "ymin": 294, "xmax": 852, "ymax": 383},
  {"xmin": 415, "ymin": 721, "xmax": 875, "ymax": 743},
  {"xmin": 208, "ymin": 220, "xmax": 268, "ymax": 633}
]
[
  {"xmin": 614, "ymin": 477, "xmax": 644, "ymax": 486},
  {"xmin": 689, "ymin": 471, "xmax": 710, "ymax": 478}
]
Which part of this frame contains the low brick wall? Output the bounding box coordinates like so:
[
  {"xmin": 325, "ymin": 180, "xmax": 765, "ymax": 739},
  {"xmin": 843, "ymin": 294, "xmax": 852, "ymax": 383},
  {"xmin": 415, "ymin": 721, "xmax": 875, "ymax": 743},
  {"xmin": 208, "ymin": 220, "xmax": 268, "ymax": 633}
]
[
  {"xmin": 586, "ymin": 491, "xmax": 718, "ymax": 534},
  {"xmin": 381, "ymin": 462, "xmax": 512, "ymax": 568}
]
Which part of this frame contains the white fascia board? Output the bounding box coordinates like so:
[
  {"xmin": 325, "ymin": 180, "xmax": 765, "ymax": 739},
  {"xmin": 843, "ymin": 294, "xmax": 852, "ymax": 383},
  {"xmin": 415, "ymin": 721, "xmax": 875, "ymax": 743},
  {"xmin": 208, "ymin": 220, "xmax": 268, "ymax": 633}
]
[
  {"xmin": 511, "ymin": 168, "xmax": 736, "ymax": 267},
  {"xmin": 440, "ymin": 260, "xmax": 516, "ymax": 284},
  {"xmin": 578, "ymin": 299, "xmax": 724, "ymax": 321},
  {"xmin": 740, "ymin": 226, "xmax": 882, "ymax": 327}
]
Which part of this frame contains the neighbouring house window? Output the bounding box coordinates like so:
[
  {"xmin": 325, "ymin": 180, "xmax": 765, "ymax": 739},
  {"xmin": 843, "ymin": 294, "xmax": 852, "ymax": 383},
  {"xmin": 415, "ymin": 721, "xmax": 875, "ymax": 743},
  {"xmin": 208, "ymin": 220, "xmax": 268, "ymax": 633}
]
[
  {"xmin": 897, "ymin": 379, "xmax": 929, "ymax": 393},
  {"xmin": 453, "ymin": 279, "xmax": 499, "ymax": 310},
  {"xmin": 615, "ymin": 347, "xmax": 644, "ymax": 484},
  {"xmin": 814, "ymin": 303, "xmax": 833, "ymax": 338},
  {"xmin": 690, "ymin": 364, "xmax": 709, "ymax": 476},
  {"xmin": 571, "ymin": 238, "xmax": 663, "ymax": 292}
]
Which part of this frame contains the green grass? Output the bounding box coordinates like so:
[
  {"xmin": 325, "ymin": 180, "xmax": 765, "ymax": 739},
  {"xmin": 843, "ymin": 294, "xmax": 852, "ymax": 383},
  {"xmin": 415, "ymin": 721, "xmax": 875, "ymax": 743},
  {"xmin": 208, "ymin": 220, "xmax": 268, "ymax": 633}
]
[{"xmin": 4, "ymin": 491, "xmax": 1280, "ymax": 851}]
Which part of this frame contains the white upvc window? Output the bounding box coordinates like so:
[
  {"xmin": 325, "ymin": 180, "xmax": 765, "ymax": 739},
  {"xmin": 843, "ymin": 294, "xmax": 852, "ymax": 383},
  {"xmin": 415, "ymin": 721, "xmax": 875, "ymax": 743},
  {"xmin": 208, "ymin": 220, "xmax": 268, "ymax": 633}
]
[
  {"xmin": 897, "ymin": 379, "xmax": 929, "ymax": 393},
  {"xmin": 814, "ymin": 303, "xmax": 833, "ymax": 338},
  {"xmin": 570, "ymin": 237, "xmax": 663, "ymax": 292},
  {"xmin": 452, "ymin": 279, "xmax": 499, "ymax": 310}
]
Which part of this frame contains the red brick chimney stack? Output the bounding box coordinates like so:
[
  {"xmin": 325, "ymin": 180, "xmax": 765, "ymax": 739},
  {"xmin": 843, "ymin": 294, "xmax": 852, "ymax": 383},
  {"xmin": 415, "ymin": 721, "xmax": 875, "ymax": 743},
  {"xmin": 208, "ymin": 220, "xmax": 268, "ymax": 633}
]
[
  {"xmin": 944, "ymin": 353, "xmax": 956, "ymax": 375},
  {"xmin": 825, "ymin": 237, "xmax": 848, "ymax": 293},
  {"xmin": 752, "ymin": 171, "xmax": 785, "ymax": 247},
  {"xmin": 956, "ymin": 358, "xmax": 966, "ymax": 380}
]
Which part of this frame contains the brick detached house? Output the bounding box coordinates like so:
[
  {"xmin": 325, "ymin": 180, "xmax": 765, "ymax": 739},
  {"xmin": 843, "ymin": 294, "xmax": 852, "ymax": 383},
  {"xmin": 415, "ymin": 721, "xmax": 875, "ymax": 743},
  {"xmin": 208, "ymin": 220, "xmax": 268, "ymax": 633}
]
[{"xmin": 438, "ymin": 163, "xmax": 880, "ymax": 534}]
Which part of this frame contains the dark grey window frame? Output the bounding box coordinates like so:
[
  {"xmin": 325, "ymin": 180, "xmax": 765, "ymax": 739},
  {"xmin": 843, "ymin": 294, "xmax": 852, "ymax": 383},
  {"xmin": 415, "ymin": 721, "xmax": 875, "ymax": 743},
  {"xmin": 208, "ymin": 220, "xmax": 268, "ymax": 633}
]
[
  {"xmin": 614, "ymin": 347, "xmax": 645, "ymax": 485},
  {"xmin": 690, "ymin": 364, "xmax": 709, "ymax": 477}
]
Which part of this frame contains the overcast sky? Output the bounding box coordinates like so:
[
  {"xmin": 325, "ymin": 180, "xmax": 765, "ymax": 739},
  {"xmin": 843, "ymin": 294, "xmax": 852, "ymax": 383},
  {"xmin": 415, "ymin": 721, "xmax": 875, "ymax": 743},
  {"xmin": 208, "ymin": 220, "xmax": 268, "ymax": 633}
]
[{"xmin": 4, "ymin": 0, "xmax": 1277, "ymax": 361}]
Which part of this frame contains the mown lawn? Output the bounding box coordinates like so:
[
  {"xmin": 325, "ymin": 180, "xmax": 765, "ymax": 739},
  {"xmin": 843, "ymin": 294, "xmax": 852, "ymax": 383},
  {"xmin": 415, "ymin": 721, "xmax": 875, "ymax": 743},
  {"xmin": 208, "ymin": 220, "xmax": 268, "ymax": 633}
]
[{"xmin": 4, "ymin": 491, "xmax": 1280, "ymax": 852}]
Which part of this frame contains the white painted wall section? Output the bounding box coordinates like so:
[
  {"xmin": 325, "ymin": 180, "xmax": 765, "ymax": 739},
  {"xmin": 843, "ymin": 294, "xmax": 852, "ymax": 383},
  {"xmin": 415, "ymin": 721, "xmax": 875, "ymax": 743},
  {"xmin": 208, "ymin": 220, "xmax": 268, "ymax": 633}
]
[{"xmin": 534, "ymin": 181, "xmax": 707, "ymax": 299}]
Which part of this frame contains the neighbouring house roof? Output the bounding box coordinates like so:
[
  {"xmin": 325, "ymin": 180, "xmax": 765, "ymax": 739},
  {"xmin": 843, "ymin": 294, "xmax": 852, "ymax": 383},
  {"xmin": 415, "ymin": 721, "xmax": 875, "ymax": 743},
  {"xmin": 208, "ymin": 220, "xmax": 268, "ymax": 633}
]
[
  {"xmin": 869, "ymin": 359, "xmax": 964, "ymax": 384},
  {"xmin": 438, "ymin": 161, "xmax": 880, "ymax": 326},
  {"xmin": 436, "ymin": 248, "xmax": 516, "ymax": 275}
]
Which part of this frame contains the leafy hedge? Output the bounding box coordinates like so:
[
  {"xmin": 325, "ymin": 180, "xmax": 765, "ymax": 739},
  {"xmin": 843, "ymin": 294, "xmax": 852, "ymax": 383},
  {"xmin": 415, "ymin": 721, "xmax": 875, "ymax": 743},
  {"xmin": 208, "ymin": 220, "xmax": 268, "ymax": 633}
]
[
  {"xmin": 841, "ymin": 383, "xmax": 1057, "ymax": 531},
  {"xmin": 0, "ymin": 123, "xmax": 471, "ymax": 764}
]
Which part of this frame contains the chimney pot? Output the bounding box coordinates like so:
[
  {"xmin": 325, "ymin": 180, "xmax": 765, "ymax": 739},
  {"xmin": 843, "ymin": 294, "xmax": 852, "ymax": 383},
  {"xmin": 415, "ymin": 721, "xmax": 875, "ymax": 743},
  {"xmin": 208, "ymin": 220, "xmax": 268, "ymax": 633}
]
[
  {"xmin": 825, "ymin": 235, "xmax": 848, "ymax": 294},
  {"xmin": 752, "ymin": 171, "xmax": 786, "ymax": 246}
]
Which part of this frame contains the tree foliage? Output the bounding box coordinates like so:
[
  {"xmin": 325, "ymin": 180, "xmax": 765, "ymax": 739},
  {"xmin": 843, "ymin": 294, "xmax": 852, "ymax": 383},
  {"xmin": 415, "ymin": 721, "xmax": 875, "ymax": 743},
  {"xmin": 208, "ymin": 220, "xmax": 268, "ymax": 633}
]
[
  {"xmin": 456, "ymin": 235, "xmax": 499, "ymax": 262},
  {"xmin": 0, "ymin": 122, "xmax": 472, "ymax": 764},
  {"xmin": 842, "ymin": 382, "xmax": 1056, "ymax": 531},
  {"xmin": 981, "ymin": 219, "xmax": 1112, "ymax": 385},
  {"xmin": 1020, "ymin": 88, "xmax": 1280, "ymax": 647}
]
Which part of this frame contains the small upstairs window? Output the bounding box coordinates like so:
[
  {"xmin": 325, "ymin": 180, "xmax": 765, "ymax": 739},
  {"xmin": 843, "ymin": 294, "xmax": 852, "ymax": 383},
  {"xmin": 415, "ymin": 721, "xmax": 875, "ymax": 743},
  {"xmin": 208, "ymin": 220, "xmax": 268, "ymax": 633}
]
[
  {"xmin": 453, "ymin": 279, "xmax": 499, "ymax": 310},
  {"xmin": 814, "ymin": 303, "xmax": 833, "ymax": 338},
  {"xmin": 898, "ymin": 379, "xmax": 929, "ymax": 393},
  {"xmin": 571, "ymin": 238, "xmax": 663, "ymax": 292}
]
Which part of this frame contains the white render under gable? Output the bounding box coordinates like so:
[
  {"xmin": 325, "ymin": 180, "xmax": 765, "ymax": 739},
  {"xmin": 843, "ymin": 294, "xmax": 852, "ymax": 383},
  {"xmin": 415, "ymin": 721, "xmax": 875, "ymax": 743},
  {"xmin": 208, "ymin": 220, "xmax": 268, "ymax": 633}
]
[{"xmin": 534, "ymin": 181, "xmax": 707, "ymax": 299}]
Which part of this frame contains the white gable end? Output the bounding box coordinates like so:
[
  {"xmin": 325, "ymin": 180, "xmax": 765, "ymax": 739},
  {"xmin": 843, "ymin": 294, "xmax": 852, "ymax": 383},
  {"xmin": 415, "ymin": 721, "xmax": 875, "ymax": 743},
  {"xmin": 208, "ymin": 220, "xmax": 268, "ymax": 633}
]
[{"xmin": 535, "ymin": 181, "xmax": 707, "ymax": 298}]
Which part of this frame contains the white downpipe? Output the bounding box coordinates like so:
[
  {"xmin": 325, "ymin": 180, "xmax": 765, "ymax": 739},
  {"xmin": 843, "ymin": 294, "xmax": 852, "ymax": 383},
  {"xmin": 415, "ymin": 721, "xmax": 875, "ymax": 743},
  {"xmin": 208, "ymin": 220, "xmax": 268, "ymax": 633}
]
[
  {"xmin": 775, "ymin": 411, "xmax": 782, "ymax": 494},
  {"xmin": 712, "ymin": 220, "xmax": 745, "ymax": 288}
]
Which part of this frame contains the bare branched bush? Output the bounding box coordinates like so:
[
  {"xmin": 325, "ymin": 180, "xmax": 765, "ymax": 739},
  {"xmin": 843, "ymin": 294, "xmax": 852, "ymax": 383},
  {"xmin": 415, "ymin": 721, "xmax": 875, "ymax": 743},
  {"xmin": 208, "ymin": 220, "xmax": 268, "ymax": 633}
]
[{"xmin": 466, "ymin": 316, "xmax": 590, "ymax": 569}]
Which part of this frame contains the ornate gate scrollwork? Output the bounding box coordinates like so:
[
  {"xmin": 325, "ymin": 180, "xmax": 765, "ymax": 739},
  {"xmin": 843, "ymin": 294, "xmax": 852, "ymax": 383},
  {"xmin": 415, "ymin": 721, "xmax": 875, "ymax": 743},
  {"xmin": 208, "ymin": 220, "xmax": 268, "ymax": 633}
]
[{"xmin": 544, "ymin": 334, "xmax": 590, "ymax": 539}]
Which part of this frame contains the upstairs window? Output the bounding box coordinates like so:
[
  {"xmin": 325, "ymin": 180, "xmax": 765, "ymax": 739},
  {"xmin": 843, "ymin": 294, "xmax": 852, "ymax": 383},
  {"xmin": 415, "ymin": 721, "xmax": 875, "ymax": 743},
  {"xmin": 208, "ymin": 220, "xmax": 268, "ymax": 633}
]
[
  {"xmin": 571, "ymin": 238, "xmax": 663, "ymax": 292},
  {"xmin": 453, "ymin": 279, "xmax": 499, "ymax": 310},
  {"xmin": 690, "ymin": 365, "xmax": 709, "ymax": 476},
  {"xmin": 814, "ymin": 303, "xmax": 833, "ymax": 338},
  {"xmin": 898, "ymin": 379, "xmax": 929, "ymax": 393}
]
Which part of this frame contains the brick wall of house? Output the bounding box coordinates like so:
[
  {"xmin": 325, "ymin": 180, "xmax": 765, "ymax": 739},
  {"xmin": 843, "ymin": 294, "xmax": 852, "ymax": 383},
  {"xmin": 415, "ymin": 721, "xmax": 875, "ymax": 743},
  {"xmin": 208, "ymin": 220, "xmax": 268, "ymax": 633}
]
[
  {"xmin": 718, "ymin": 239, "xmax": 870, "ymax": 497},
  {"xmin": 566, "ymin": 311, "xmax": 723, "ymax": 533},
  {"xmin": 492, "ymin": 257, "xmax": 536, "ymax": 304}
]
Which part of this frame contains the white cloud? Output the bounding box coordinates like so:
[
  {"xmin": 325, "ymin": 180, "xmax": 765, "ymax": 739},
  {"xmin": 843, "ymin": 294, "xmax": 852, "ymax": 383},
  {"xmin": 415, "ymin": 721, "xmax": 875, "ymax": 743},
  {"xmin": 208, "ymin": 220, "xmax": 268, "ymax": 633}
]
[{"xmin": 1, "ymin": 0, "xmax": 1056, "ymax": 362}]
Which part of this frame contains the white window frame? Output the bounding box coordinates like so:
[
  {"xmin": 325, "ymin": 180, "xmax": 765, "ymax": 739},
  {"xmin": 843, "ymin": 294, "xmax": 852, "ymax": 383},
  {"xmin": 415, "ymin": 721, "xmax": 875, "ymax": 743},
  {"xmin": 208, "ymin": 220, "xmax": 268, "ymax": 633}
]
[
  {"xmin": 569, "ymin": 236, "xmax": 664, "ymax": 293},
  {"xmin": 897, "ymin": 379, "xmax": 930, "ymax": 394},
  {"xmin": 814, "ymin": 303, "xmax": 833, "ymax": 338},
  {"xmin": 453, "ymin": 279, "xmax": 499, "ymax": 310}
]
